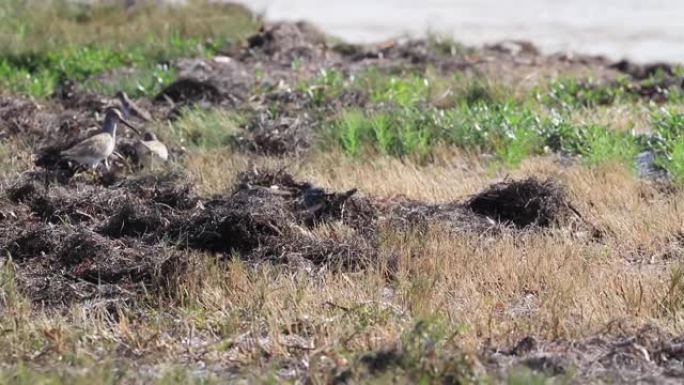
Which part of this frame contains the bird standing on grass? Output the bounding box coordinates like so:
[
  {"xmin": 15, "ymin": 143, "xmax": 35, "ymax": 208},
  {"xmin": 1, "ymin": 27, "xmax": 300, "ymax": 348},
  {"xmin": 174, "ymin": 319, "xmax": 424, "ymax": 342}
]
[
  {"xmin": 115, "ymin": 91, "xmax": 153, "ymax": 122},
  {"xmin": 60, "ymin": 107, "xmax": 140, "ymax": 170}
]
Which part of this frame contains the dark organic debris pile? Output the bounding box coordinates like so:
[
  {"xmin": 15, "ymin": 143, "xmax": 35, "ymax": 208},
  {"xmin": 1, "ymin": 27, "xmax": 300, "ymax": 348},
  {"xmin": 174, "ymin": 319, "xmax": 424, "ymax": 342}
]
[
  {"xmin": 466, "ymin": 178, "xmax": 572, "ymax": 228},
  {"xmin": 1, "ymin": 172, "xmax": 196, "ymax": 305},
  {"xmin": 173, "ymin": 169, "xmax": 376, "ymax": 269},
  {"xmin": 244, "ymin": 22, "xmax": 329, "ymax": 63},
  {"xmin": 486, "ymin": 326, "xmax": 684, "ymax": 384},
  {"xmin": 154, "ymin": 78, "xmax": 222, "ymax": 105},
  {"xmin": 1, "ymin": 169, "xmax": 583, "ymax": 306},
  {"xmin": 233, "ymin": 113, "xmax": 314, "ymax": 156},
  {"xmin": 607, "ymin": 59, "xmax": 684, "ymax": 102}
]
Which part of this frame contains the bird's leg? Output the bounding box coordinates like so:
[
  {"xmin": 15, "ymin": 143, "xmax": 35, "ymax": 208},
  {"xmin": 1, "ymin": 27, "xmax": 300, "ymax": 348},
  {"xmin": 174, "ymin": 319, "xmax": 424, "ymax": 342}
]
[{"xmin": 104, "ymin": 158, "xmax": 110, "ymax": 171}]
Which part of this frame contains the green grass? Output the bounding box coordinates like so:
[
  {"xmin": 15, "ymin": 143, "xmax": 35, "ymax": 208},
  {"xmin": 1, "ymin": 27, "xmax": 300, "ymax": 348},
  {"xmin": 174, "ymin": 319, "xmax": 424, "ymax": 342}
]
[
  {"xmin": 81, "ymin": 64, "xmax": 178, "ymax": 99},
  {"xmin": 667, "ymin": 138, "xmax": 684, "ymax": 184},
  {"xmin": 579, "ymin": 125, "xmax": 639, "ymax": 167},
  {"xmin": 324, "ymin": 83, "xmax": 684, "ymax": 175},
  {"xmin": 647, "ymin": 109, "xmax": 684, "ymax": 180},
  {"xmin": 0, "ymin": 0, "xmax": 255, "ymax": 56},
  {"xmin": 316, "ymin": 69, "xmax": 684, "ymax": 177},
  {"xmin": 540, "ymin": 78, "xmax": 629, "ymax": 110},
  {"xmin": 331, "ymin": 108, "xmax": 435, "ymax": 160},
  {"xmin": 0, "ymin": 1, "xmax": 257, "ymax": 98},
  {"xmin": 304, "ymin": 68, "xmax": 347, "ymax": 106},
  {"xmin": 336, "ymin": 109, "xmax": 369, "ymax": 157}
]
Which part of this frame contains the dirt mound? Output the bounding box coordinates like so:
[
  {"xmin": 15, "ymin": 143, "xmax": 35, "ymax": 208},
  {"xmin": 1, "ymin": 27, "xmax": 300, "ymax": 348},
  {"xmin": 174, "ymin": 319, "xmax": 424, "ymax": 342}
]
[
  {"xmin": 466, "ymin": 178, "xmax": 572, "ymax": 228},
  {"xmin": 173, "ymin": 169, "xmax": 374, "ymax": 268},
  {"xmin": 154, "ymin": 78, "xmax": 222, "ymax": 104},
  {"xmin": 245, "ymin": 22, "xmax": 329, "ymax": 63}
]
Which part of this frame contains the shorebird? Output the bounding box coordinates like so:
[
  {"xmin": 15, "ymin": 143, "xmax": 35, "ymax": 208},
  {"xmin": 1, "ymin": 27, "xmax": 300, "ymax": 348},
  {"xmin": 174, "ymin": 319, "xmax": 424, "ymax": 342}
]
[
  {"xmin": 115, "ymin": 91, "xmax": 153, "ymax": 122},
  {"xmin": 136, "ymin": 132, "xmax": 169, "ymax": 162},
  {"xmin": 61, "ymin": 107, "xmax": 140, "ymax": 170}
]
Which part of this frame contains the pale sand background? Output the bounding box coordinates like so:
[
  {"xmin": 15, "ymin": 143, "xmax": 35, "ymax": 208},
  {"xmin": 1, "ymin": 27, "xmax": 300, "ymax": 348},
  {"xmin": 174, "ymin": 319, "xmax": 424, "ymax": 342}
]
[
  {"xmin": 239, "ymin": 0, "xmax": 684, "ymax": 63},
  {"xmin": 74, "ymin": 0, "xmax": 684, "ymax": 62}
]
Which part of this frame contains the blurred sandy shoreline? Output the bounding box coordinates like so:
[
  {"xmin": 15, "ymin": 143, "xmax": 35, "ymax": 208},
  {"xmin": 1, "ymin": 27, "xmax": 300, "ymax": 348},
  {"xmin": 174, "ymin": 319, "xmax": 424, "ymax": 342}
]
[{"xmin": 71, "ymin": 0, "xmax": 684, "ymax": 63}]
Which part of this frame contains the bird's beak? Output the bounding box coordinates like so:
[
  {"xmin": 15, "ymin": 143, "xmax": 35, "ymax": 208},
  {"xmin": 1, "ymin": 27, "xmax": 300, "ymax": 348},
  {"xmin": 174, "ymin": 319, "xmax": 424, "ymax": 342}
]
[{"xmin": 121, "ymin": 118, "xmax": 142, "ymax": 137}]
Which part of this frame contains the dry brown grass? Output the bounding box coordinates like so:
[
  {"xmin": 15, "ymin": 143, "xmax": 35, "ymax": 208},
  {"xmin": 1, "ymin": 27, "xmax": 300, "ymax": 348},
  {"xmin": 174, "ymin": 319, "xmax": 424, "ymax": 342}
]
[
  {"xmin": 0, "ymin": 138, "xmax": 33, "ymax": 180},
  {"xmin": 2, "ymin": 140, "xmax": 683, "ymax": 383}
]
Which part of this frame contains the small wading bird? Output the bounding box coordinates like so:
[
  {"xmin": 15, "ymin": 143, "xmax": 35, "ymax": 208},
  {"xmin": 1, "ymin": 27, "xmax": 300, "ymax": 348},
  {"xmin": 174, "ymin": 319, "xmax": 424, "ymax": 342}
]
[
  {"xmin": 115, "ymin": 91, "xmax": 153, "ymax": 122},
  {"xmin": 136, "ymin": 132, "xmax": 169, "ymax": 162},
  {"xmin": 60, "ymin": 107, "xmax": 140, "ymax": 170}
]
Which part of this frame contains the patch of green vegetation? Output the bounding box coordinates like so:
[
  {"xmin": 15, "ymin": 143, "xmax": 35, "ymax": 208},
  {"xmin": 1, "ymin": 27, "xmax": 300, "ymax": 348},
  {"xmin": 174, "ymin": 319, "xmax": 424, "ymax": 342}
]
[
  {"xmin": 0, "ymin": 38, "xmax": 215, "ymax": 98},
  {"xmin": 666, "ymin": 138, "xmax": 684, "ymax": 184},
  {"xmin": 335, "ymin": 109, "xmax": 368, "ymax": 157},
  {"xmin": 330, "ymin": 107, "xmax": 435, "ymax": 160},
  {"xmin": 327, "ymin": 96, "xmax": 648, "ymax": 171},
  {"xmin": 370, "ymin": 75, "xmax": 431, "ymax": 108},
  {"xmin": 81, "ymin": 64, "xmax": 178, "ymax": 99},
  {"xmin": 539, "ymin": 78, "xmax": 630, "ymax": 110},
  {"xmin": 321, "ymin": 71, "xmax": 518, "ymax": 161},
  {"xmin": 648, "ymin": 109, "xmax": 684, "ymax": 181},
  {"xmin": 170, "ymin": 108, "xmax": 245, "ymax": 150},
  {"xmin": 0, "ymin": 1, "xmax": 257, "ymax": 98},
  {"xmin": 580, "ymin": 125, "xmax": 639, "ymax": 167},
  {"xmin": 0, "ymin": 0, "xmax": 255, "ymax": 56},
  {"xmin": 443, "ymin": 102, "xmax": 539, "ymax": 152},
  {"xmin": 496, "ymin": 126, "xmax": 545, "ymax": 167},
  {"xmin": 303, "ymin": 68, "xmax": 347, "ymax": 107}
]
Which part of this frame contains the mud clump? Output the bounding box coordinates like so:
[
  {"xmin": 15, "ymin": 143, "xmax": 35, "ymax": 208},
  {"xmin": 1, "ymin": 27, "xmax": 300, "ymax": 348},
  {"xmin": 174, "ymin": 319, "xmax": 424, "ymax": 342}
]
[
  {"xmin": 379, "ymin": 178, "xmax": 574, "ymax": 233},
  {"xmin": 466, "ymin": 178, "xmax": 571, "ymax": 228},
  {"xmin": 175, "ymin": 169, "xmax": 372, "ymax": 268}
]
